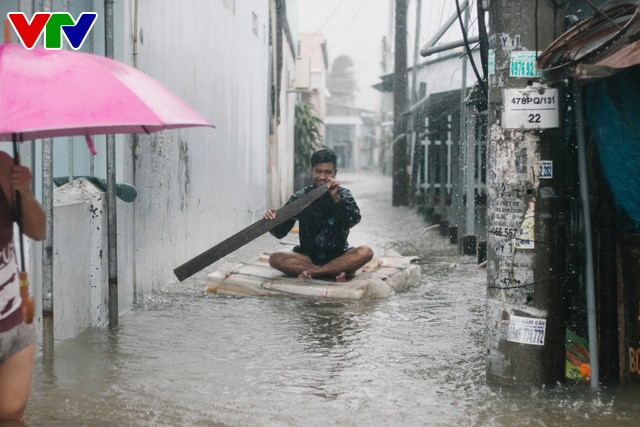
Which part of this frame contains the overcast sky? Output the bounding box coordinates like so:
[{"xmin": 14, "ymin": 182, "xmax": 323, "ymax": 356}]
[{"xmin": 297, "ymin": 0, "xmax": 473, "ymax": 110}]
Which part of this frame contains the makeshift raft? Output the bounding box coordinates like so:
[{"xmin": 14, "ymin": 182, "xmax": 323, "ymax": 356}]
[{"xmin": 205, "ymin": 245, "xmax": 422, "ymax": 300}]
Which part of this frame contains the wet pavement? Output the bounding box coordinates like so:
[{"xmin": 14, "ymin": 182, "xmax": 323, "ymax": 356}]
[{"xmin": 25, "ymin": 171, "xmax": 640, "ymax": 426}]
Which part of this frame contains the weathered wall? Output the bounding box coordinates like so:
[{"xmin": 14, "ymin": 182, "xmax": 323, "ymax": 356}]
[
  {"xmin": 53, "ymin": 180, "xmax": 109, "ymax": 338},
  {"xmin": 275, "ymin": 34, "xmax": 297, "ymax": 204},
  {"xmin": 118, "ymin": 0, "xmax": 271, "ymax": 307}
]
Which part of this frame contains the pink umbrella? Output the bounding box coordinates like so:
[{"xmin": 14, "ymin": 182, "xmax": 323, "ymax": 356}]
[
  {"xmin": 0, "ymin": 41, "xmax": 214, "ymax": 325},
  {"xmin": 0, "ymin": 42, "xmax": 213, "ymax": 143}
]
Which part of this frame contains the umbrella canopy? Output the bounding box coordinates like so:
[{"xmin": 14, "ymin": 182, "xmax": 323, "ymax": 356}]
[{"xmin": 0, "ymin": 43, "xmax": 213, "ymax": 141}]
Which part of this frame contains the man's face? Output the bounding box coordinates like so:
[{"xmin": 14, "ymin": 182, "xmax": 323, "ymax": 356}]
[{"xmin": 311, "ymin": 162, "xmax": 337, "ymax": 187}]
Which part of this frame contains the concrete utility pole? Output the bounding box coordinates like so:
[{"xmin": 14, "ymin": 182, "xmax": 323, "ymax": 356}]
[
  {"xmin": 392, "ymin": 0, "xmax": 409, "ymax": 206},
  {"xmin": 485, "ymin": 0, "xmax": 566, "ymax": 385}
]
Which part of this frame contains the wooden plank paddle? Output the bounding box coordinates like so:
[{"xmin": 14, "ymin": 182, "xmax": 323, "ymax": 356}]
[{"xmin": 174, "ymin": 183, "xmax": 329, "ymax": 282}]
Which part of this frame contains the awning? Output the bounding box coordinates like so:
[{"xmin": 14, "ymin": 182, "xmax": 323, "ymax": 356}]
[{"xmin": 536, "ymin": 2, "xmax": 640, "ymax": 82}]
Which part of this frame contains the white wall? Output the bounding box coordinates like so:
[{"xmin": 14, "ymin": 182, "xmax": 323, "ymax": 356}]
[
  {"xmin": 416, "ymin": 50, "xmax": 481, "ymax": 98},
  {"xmin": 117, "ymin": 0, "xmax": 271, "ymax": 307},
  {"xmin": 53, "ymin": 180, "xmax": 109, "ymax": 339},
  {"xmin": 275, "ymin": 35, "xmax": 297, "ymax": 205}
]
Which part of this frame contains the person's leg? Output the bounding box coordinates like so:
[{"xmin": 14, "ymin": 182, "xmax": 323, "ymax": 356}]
[
  {"xmin": 269, "ymin": 252, "xmax": 316, "ymax": 276},
  {"xmin": 301, "ymin": 246, "xmax": 374, "ymax": 281},
  {"xmin": 0, "ymin": 341, "xmax": 35, "ymax": 421}
]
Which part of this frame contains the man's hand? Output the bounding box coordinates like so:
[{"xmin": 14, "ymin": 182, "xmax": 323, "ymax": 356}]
[
  {"xmin": 10, "ymin": 165, "xmax": 33, "ymax": 195},
  {"xmin": 327, "ymin": 178, "xmax": 340, "ymax": 203},
  {"xmin": 263, "ymin": 209, "xmax": 277, "ymax": 220}
]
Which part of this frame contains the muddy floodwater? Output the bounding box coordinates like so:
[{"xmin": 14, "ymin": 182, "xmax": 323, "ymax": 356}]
[{"xmin": 26, "ymin": 171, "xmax": 640, "ymax": 426}]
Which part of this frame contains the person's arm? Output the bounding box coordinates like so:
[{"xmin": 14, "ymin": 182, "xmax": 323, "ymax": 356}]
[
  {"xmin": 263, "ymin": 190, "xmax": 304, "ymax": 238},
  {"xmin": 268, "ymin": 215, "xmax": 296, "ymax": 239},
  {"xmin": 11, "ymin": 164, "xmax": 46, "ymax": 241},
  {"xmin": 333, "ymin": 187, "xmax": 361, "ymax": 230}
]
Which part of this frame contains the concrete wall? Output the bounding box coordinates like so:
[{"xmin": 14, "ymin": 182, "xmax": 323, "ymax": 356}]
[
  {"xmin": 275, "ymin": 34, "xmax": 297, "ymax": 206},
  {"xmin": 118, "ymin": 0, "xmax": 271, "ymax": 308},
  {"xmin": 53, "ymin": 180, "xmax": 109, "ymax": 339}
]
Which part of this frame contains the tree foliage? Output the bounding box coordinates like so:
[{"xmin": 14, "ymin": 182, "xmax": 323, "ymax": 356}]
[{"xmin": 294, "ymin": 102, "xmax": 324, "ymax": 177}]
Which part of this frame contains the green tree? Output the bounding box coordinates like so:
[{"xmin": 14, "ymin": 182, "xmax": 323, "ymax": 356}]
[{"xmin": 294, "ymin": 102, "xmax": 324, "ymax": 186}]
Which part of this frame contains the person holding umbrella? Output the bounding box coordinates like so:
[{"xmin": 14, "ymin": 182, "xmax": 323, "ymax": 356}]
[{"xmin": 0, "ymin": 152, "xmax": 45, "ymax": 421}]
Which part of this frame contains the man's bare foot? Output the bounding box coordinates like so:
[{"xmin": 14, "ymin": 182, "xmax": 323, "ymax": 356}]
[
  {"xmin": 298, "ymin": 270, "xmax": 313, "ymax": 280},
  {"xmin": 336, "ymin": 272, "xmax": 347, "ymax": 282}
]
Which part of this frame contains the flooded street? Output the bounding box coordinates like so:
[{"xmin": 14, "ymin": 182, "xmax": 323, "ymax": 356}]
[{"xmin": 26, "ymin": 171, "xmax": 640, "ymax": 426}]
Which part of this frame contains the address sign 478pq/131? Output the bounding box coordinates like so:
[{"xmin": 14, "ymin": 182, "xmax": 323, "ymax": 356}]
[{"xmin": 503, "ymin": 88, "xmax": 560, "ymax": 130}]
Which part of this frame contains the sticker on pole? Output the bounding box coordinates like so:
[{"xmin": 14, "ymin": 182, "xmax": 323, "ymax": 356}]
[
  {"xmin": 509, "ymin": 51, "xmax": 541, "ymax": 78},
  {"xmin": 503, "ymin": 88, "xmax": 559, "ymax": 129},
  {"xmin": 539, "ymin": 160, "xmax": 553, "ymax": 179},
  {"xmin": 514, "ymin": 202, "xmax": 535, "ymax": 249},
  {"xmin": 508, "ymin": 315, "xmax": 546, "ymax": 346},
  {"xmin": 488, "ymin": 50, "xmax": 495, "ymax": 75}
]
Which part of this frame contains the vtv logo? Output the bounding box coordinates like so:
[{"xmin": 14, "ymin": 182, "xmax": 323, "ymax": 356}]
[{"xmin": 7, "ymin": 12, "xmax": 97, "ymax": 50}]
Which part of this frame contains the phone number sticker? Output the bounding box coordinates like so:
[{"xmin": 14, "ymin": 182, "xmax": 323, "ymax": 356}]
[
  {"xmin": 510, "ymin": 51, "xmax": 541, "ymax": 78},
  {"xmin": 503, "ymin": 88, "xmax": 559, "ymax": 129},
  {"xmin": 508, "ymin": 315, "xmax": 546, "ymax": 346}
]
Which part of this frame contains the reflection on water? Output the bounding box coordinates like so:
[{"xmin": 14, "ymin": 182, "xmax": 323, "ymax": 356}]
[{"xmin": 24, "ymin": 172, "xmax": 640, "ymax": 426}]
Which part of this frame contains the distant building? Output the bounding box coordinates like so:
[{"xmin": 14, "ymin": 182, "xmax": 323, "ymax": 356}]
[
  {"xmin": 298, "ymin": 32, "xmax": 329, "ymax": 141},
  {"xmin": 325, "ymin": 55, "xmax": 363, "ymax": 170}
]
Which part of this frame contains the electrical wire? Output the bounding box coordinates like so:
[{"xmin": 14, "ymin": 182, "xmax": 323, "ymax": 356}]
[
  {"xmin": 476, "ymin": 0, "xmax": 489, "ymax": 81},
  {"xmin": 299, "ymin": 0, "xmax": 348, "ymax": 41},
  {"xmin": 330, "ymin": 0, "xmax": 370, "ymax": 49},
  {"xmin": 535, "ymin": 0, "xmax": 539, "ymax": 59},
  {"xmin": 455, "ymin": 0, "xmax": 487, "ymax": 96},
  {"xmin": 322, "ymin": 0, "xmax": 368, "ymax": 41}
]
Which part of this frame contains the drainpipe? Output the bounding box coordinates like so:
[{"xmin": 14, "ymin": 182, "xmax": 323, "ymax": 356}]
[
  {"xmin": 29, "ymin": 0, "xmax": 37, "ymax": 184},
  {"xmin": 411, "ymin": 0, "xmax": 421, "ymax": 103},
  {"xmin": 89, "ymin": 0, "xmax": 95, "ymax": 176},
  {"xmin": 461, "ymin": 6, "xmax": 472, "ymax": 254},
  {"xmin": 104, "ymin": 0, "xmax": 118, "ymax": 330},
  {"xmin": 573, "ymin": 80, "xmax": 599, "ymax": 389},
  {"xmin": 67, "ymin": 1, "xmax": 73, "ymax": 185},
  {"xmin": 131, "ymin": 0, "xmax": 139, "ymax": 304},
  {"xmin": 133, "ymin": 0, "xmax": 139, "ymax": 69},
  {"xmin": 41, "ymin": 0, "xmax": 54, "ymax": 360}
]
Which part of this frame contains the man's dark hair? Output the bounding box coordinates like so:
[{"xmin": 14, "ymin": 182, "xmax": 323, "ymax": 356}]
[{"xmin": 311, "ymin": 149, "xmax": 337, "ymax": 169}]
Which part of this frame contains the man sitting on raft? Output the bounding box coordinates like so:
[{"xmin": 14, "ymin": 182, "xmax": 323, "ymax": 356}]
[{"xmin": 263, "ymin": 149, "xmax": 373, "ymax": 281}]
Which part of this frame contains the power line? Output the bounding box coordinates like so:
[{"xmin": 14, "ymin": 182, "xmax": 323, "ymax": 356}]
[
  {"xmin": 299, "ymin": 0, "xmax": 348, "ymax": 41},
  {"xmin": 330, "ymin": 0, "xmax": 372, "ymax": 50}
]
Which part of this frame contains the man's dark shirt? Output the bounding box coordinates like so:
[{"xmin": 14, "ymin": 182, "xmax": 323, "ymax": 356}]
[{"xmin": 270, "ymin": 185, "xmax": 361, "ymax": 265}]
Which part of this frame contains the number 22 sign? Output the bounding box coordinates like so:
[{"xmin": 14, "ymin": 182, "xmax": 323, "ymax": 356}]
[{"xmin": 503, "ymin": 88, "xmax": 560, "ymax": 130}]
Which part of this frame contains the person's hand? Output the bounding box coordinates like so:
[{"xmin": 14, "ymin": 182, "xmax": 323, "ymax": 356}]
[
  {"xmin": 327, "ymin": 178, "xmax": 340, "ymax": 203},
  {"xmin": 10, "ymin": 165, "xmax": 33, "ymax": 195},
  {"xmin": 263, "ymin": 209, "xmax": 276, "ymax": 220}
]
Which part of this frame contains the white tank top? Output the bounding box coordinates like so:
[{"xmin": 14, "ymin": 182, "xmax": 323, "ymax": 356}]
[{"xmin": 0, "ymin": 241, "xmax": 20, "ymax": 323}]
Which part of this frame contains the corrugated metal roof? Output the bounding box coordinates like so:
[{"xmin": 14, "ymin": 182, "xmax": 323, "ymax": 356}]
[{"xmin": 537, "ymin": 2, "xmax": 640, "ymax": 82}]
